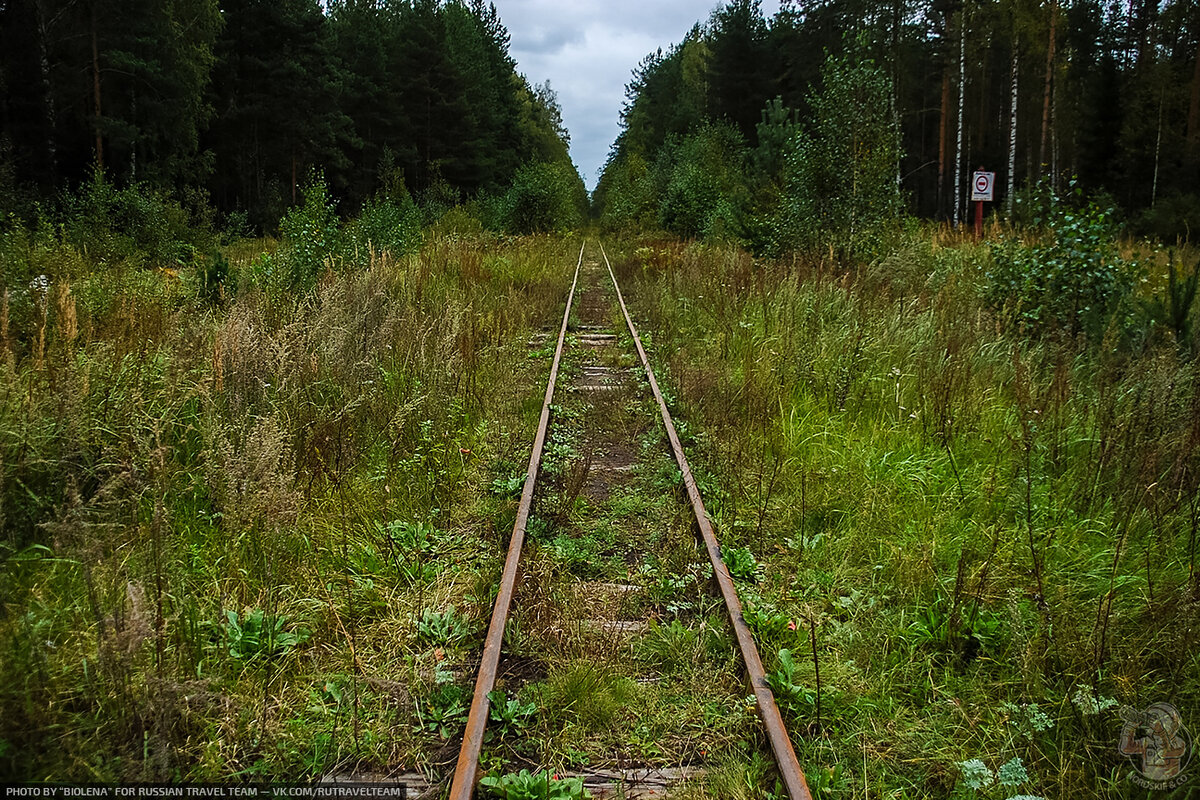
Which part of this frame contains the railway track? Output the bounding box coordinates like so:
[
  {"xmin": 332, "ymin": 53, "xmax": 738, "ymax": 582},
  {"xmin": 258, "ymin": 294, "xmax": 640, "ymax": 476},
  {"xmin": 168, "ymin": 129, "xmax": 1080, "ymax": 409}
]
[{"xmin": 445, "ymin": 241, "xmax": 812, "ymax": 799}]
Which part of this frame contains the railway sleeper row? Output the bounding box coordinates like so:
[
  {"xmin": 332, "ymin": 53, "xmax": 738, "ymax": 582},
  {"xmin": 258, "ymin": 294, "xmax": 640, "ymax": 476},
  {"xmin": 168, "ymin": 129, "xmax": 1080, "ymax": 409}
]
[{"xmin": 442, "ymin": 243, "xmax": 811, "ymax": 799}]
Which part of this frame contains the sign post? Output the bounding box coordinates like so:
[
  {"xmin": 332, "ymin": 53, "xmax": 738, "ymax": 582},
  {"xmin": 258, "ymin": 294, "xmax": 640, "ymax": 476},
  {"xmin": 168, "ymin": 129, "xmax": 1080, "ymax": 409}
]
[{"xmin": 970, "ymin": 168, "xmax": 995, "ymax": 239}]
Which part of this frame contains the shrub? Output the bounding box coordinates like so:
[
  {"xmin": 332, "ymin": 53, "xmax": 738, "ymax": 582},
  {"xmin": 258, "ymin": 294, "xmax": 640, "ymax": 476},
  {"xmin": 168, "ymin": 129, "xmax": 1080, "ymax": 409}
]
[
  {"xmin": 596, "ymin": 152, "xmax": 656, "ymax": 231},
  {"xmin": 776, "ymin": 48, "xmax": 902, "ymax": 259},
  {"xmin": 61, "ymin": 169, "xmax": 206, "ymax": 268},
  {"xmin": 343, "ymin": 191, "xmax": 422, "ymax": 266},
  {"xmin": 0, "ymin": 213, "xmax": 80, "ymax": 294},
  {"xmin": 657, "ymin": 122, "xmax": 749, "ymax": 239},
  {"xmin": 417, "ymin": 167, "xmax": 462, "ymax": 225},
  {"xmin": 1140, "ymin": 250, "xmax": 1198, "ymax": 351},
  {"xmin": 499, "ymin": 161, "xmax": 585, "ymax": 234},
  {"xmin": 198, "ymin": 248, "xmax": 233, "ymax": 306},
  {"xmin": 1133, "ymin": 191, "xmax": 1200, "ymax": 242},
  {"xmin": 277, "ymin": 173, "xmax": 340, "ymax": 290},
  {"xmin": 986, "ymin": 181, "xmax": 1138, "ymax": 338}
]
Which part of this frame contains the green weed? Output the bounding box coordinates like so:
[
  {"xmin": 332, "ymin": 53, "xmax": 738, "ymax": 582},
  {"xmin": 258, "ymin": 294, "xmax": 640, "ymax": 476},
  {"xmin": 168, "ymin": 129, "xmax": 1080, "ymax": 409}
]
[
  {"xmin": 417, "ymin": 606, "xmax": 472, "ymax": 647},
  {"xmin": 487, "ymin": 690, "xmax": 538, "ymax": 739},
  {"xmin": 741, "ymin": 599, "xmax": 795, "ymax": 645},
  {"xmin": 721, "ymin": 545, "xmax": 763, "ymax": 582},
  {"xmin": 416, "ymin": 681, "xmax": 468, "ymax": 740},
  {"xmin": 542, "ymin": 662, "xmax": 635, "ymax": 732},
  {"xmin": 479, "ymin": 769, "xmax": 590, "ymax": 800},
  {"xmin": 765, "ymin": 649, "xmax": 816, "ymax": 719},
  {"xmin": 637, "ymin": 619, "xmax": 700, "ymax": 671},
  {"xmin": 491, "ymin": 473, "xmax": 527, "ymax": 499},
  {"xmin": 223, "ymin": 609, "xmax": 309, "ymax": 662}
]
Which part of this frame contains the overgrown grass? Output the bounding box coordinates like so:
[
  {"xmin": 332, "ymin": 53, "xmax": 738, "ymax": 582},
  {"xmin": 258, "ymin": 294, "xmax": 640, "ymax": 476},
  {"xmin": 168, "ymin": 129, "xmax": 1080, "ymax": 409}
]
[
  {"xmin": 5, "ymin": 206, "xmax": 1197, "ymax": 794},
  {"xmin": 616, "ymin": 232, "xmax": 1200, "ymax": 798},
  {"xmin": 0, "ymin": 225, "xmax": 577, "ymax": 780}
]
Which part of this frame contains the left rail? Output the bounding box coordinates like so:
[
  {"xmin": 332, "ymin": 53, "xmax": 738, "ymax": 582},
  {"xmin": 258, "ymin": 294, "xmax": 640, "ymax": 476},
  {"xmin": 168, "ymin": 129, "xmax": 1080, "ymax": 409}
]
[{"xmin": 446, "ymin": 242, "xmax": 585, "ymax": 799}]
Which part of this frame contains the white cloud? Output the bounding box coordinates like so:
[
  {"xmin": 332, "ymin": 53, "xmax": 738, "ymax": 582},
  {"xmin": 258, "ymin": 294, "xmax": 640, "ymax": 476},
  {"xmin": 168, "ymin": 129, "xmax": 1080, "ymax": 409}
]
[{"xmin": 495, "ymin": 0, "xmax": 783, "ymax": 189}]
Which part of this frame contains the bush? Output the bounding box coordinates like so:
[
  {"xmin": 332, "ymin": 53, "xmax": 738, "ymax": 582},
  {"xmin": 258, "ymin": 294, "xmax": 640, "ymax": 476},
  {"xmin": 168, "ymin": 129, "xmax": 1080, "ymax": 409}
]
[
  {"xmin": 657, "ymin": 122, "xmax": 750, "ymax": 239},
  {"xmin": 986, "ymin": 182, "xmax": 1139, "ymax": 338},
  {"xmin": 1133, "ymin": 191, "xmax": 1200, "ymax": 242},
  {"xmin": 596, "ymin": 152, "xmax": 656, "ymax": 231},
  {"xmin": 277, "ymin": 173, "xmax": 340, "ymax": 290},
  {"xmin": 1140, "ymin": 250, "xmax": 1199, "ymax": 352},
  {"xmin": 499, "ymin": 161, "xmax": 585, "ymax": 234},
  {"xmin": 417, "ymin": 167, "xmax": 462, "ymax": 226},
  {"xmin": 343, "ymin": 191, "xmax": 422, "ymax": 266},
  {"xmin": 61, "ymin": 169, "xmax": 208, "ymax": 268},
  {"xmin": 776, "ymin": 49, "xmax": 902, "ymax": 259},
  {"xmin": 198, "ymin": 248, "xmax": 234, "ymax": 306},
  {"xmin": 0, "ymin": 213, "xmax": 80, "ymax": 294}
]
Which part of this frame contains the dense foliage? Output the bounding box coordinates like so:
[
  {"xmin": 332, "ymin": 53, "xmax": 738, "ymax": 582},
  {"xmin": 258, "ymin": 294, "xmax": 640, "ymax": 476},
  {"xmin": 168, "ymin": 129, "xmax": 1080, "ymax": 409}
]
[
  {"xmin": 597, "ymin": 0, "xmax": 1200, "ymax": 241},
  {"xmin": 499, "ymin": 161, "xmax": 588, "ymax": 235},
  {"xmin": 986, "ymin": 184, "xmax": 1139, "ymax": 338},
  {"xmin": 0, "ymin": 0, "xmax": 582, "ymax": 232},
  {"xmin": 775, "ymin": 51, "xmax": 902, "ymax": 258}
]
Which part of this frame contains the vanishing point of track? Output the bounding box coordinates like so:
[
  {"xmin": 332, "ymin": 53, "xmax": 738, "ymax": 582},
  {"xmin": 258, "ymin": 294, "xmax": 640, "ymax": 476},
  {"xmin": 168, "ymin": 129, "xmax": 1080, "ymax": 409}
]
[{"xmin": 447, "ymin": 241, "xmax": 813, "ymax": 800}]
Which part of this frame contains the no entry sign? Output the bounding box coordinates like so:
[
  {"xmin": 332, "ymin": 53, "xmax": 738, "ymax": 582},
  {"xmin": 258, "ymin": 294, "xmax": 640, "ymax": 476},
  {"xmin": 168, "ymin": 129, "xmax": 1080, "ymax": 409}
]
[{"xmin": 971, "ymin": 171, "xmax": 995, "ymax": 202}]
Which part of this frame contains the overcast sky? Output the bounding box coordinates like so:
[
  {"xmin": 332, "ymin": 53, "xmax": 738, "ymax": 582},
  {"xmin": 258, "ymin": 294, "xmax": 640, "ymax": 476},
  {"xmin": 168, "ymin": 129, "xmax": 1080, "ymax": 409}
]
[{"xmin": 497, "ymin": 1, "xmax": 784, "ymax": 191}]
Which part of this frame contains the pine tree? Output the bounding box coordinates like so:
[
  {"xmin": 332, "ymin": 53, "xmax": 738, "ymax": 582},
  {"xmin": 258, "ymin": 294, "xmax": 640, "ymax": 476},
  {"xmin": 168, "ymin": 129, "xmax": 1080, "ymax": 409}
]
[
  {"xmin": 207, "ymin": 0, "xmax": 352, "ymax": 224},
  {"xmin": 708, "ymin": 0, "xmax": 771, "ymax": 143}
]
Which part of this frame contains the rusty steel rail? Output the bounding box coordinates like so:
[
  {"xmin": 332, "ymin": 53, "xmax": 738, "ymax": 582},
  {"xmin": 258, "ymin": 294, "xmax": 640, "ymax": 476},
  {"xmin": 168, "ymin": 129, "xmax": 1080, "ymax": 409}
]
[
  {"xmin": 599, "ymin": 243, "xmax": 813, "ymax": 800},
  {"xmin": 447, "ymin": 242, "xmax": 585, "ymax": 800},
  {"xmin": 449, "ymin": 241, "xmax": 810, "ymax": 798}
]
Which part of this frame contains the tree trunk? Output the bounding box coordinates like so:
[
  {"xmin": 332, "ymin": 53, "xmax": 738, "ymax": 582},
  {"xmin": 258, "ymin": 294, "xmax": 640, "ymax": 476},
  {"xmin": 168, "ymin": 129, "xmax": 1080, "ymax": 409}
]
[
  {"xmin": 1008, "ymin": 39, "xmax": 1019, "ymax": 216},
  {"xmin": 976, "ymin": 32, "xmax": 990, "ymax": 152},
  {"xmin": 33, "ymin": 0, "xmax": 58, "ymax": 182},
  {"xmin": 954, "ymin": 6, "xmax": 966, "ymax": 227},
  {"xmin": 1135, "ymin": 0, "xmax": 1159, "ymax": 71},
  {"xmin": 892, "ymin": 0, "xmax": 903, "ymax": 195},
  {"xmin": 1039, "ymin": 0, "xmax": 1057, "ymax": 176},
  {"xmin": 938, "ymin": 66, "xmax": 951, "ymax": 215},
  {"xmin": 1153, "ymin": 85, "xmax": 1165, "ymax": 206},
  {"xmin": 1051, "ymin": 61, "xmax": 1059, "ymax": 187},
  {"xmin": 130, "ymin": 86, "xmax": 136, "ymax": 180},
  {"xmin": 1187, "ymin": 37, "xmax": 1200, "ymax": 158},
  {"xmin": 91, "ymin": 2, "xmax": 104, "ymax": 171}
]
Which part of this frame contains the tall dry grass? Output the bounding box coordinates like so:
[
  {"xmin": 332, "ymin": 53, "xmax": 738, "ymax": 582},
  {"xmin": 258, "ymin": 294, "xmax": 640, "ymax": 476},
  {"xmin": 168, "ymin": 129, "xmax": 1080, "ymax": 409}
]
[{"xmin": 0, "ymin": 232, "xmax": 576, "ymax": 780}]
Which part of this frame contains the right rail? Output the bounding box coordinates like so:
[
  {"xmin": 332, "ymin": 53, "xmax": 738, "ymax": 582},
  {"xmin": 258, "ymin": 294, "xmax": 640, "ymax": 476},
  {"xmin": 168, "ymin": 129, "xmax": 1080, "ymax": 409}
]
[{"xmin": 599, "ymin": 243, "xmax": 812, "ymax": 800}]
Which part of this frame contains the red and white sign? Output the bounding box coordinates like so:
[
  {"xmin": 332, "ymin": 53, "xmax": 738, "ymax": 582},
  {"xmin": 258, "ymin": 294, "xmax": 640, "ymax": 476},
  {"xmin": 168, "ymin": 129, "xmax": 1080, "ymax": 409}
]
[{"xmin": 971, "ymin": 171, "xmax": 995, "ymax": 202}]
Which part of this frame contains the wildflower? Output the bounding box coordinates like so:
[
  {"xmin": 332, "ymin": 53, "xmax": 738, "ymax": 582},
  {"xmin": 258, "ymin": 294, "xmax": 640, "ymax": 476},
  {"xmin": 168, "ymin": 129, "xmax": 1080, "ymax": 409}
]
[{"xmin": 787, "ymin": 620, "xmax": 798, "ymax": 631}]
